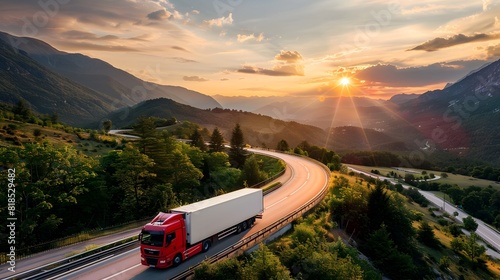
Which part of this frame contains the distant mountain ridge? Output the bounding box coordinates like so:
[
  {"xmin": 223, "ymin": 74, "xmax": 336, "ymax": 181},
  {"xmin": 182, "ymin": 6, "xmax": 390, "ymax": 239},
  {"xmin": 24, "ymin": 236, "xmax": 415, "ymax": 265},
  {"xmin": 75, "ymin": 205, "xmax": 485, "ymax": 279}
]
[
  {"xmin": 105, "ymin": 97, "xmax": 328, "ymax": 149},
  {"xmin": 397, "ymin": 59, "xmax": 500, "ymax": 163},
  {"xmin": 214, "ymin": 95, "xmax": 392, "ymax": 129},
  {"xmin": 0, "ymin": 31, "xmax": 221, "ymax": 115},
  {"xmin": 0, "ymin": 35, "xmax": 113, "ymax": 125}
]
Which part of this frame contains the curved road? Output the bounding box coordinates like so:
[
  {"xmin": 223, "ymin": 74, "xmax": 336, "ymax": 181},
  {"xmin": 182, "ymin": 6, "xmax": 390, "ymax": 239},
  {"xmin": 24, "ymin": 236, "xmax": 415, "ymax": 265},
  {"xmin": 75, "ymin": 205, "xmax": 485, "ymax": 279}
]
[{"xmin": 52, "ymin": 149, "xmax": 330, "ymax": 279}]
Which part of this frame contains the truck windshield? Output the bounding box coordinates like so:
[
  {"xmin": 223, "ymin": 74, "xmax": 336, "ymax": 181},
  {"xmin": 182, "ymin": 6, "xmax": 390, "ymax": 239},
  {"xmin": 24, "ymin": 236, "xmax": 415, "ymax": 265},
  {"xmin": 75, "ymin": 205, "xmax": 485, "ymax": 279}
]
[{"xmin": 140, "ymin": 230, "xmax": 164, "ymax": 247}]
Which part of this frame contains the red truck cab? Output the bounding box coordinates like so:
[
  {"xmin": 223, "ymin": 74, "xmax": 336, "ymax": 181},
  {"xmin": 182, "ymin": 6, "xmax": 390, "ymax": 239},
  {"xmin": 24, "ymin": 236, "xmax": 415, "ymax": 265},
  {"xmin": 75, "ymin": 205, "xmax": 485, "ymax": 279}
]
[
  {"xmin": 140, "ymin": 188, "xmax": 263, "ymax": 269},
  {"xmin": 139, "ymin": 212, "xmax": 202, "ymax": 268}
]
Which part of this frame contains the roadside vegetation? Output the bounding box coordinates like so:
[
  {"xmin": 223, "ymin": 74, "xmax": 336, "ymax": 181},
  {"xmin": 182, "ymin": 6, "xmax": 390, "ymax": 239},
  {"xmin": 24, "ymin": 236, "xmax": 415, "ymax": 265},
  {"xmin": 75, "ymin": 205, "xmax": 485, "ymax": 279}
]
[
  {"xmin": 0, "ymin": 105, "xmax": 284, "ymax": 259},
  {"xmin": 348, "ymin": 164, "xmax": 500, "ymax": 230},
  {"xmin": 194, "ymin": 172, "xmax": 500, "ymax": 279}
]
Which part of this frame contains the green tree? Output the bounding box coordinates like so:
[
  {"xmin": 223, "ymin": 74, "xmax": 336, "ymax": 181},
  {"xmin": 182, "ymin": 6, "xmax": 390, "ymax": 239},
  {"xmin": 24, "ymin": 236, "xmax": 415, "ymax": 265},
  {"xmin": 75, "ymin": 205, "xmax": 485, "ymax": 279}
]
[
  {"xmin": 229, "ymin": 123, "xmax": 246, "ymax": 167},
  {"xmin": 133, "ymin": 116, "xmax": 157, "ymax": 137},
  {"xmin": 362, "ymin": 226, "xmax": 417, "ymax": 279},
  {"xmin": 113, "ymin": 144, "xmax": 156, "ymax": 218},
  {"xmin": 302, "ymin": 251, "xmax": 364, "ymax": 280},
  {"xmin": 169, "ymin": 149, "xmax": 203, "ymax": 200},
  {"xmin": 190, "ymin": 129, "xmax": 207, "ymax": 151},
  {"xmin": 244, "ymin": 245, "xmax": 292, "ymax": 280},
  {"xmin": 462, "ymin": 192, "xmax": 482, "ymax": 215},
  {"xmin": 0, "ymin": 143, "xmax": 97, "ymax": 245},
  {"xmin": 462, "ymin": 233, "xmax": 486, "ymax": 261},
  {"xmin": 102, "ymin": 119, "xmax": 112, "ymax": 132},
  {"xmin": 462, "ymin": 216, "xmax": 478, "ymax": 232},
  {"xmin": 209, "ymin": 127, "xmax": 225, "ymax": 152},
  {"xmin": 194, "ymin": 258, "xmax": 244, "ymax": 280},
  {"xmin": 133, "ymin": 116, "xmax": 158, "ymax": 154},
  {"xmin": 367, "ymin": 184, "xmax": 391, "ymax": 233},
  {"xmin": 13, "ymin": 99, "xmax": 32, "ymax": 120},
  {"xmin": 241, "ymin": 155, "xmax": 267, "ymax": 186},
  {"xmin": 276, "ymin": 139, "xmax": 289, "ymax": 151},
  {"xmin": 404, "ymin": 173, "xmax": 415, "ymax": 184},
  {"xmin": 296, "ymin": 140, "xmax": 311, "ymax": 151},
  {"xmin": 329, "ymin": 154, "xmax": 342, "ymax": 171},
  {"xmin": 445, "ymin": 186, "xmax": 464, "ymax": 205},
  {"xmin": 50, "ymin": 112, "xmax": 59, "ymax": 124},
  {"xmin": 417, "ymin": 222, "xmax": 440, "ymax": 248}
]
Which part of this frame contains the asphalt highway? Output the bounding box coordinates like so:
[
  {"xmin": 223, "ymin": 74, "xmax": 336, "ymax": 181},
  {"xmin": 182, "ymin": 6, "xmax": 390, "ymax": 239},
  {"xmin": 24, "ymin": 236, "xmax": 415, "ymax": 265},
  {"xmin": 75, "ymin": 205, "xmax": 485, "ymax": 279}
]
[{"xmin": 59, "ymin": 150, "xmax": 330, "ymax": 280}]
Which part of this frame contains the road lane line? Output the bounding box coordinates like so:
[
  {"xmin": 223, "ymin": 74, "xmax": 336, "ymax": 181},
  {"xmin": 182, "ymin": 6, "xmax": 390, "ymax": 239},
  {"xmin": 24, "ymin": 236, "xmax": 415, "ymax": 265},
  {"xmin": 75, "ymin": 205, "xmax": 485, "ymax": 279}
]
[
  {"xmin": 290, "ymin": 180, "xmax": 308, "ymax": 196},
  {"xmin": 265, "ymin": 196, "xmax": 288, "ymax": 209},
  {"xmin": 101, "ymin": 263, "xmax": 142, "ymax": 280}
]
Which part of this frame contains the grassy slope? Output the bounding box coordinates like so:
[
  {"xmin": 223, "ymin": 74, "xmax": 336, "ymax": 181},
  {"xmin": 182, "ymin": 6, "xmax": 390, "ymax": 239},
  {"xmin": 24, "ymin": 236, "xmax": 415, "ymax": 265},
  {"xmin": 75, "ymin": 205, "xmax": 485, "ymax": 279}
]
[
  {"xmin": 331, "ymin": 171, "xmax": 500, "ymax": 279},
  {"xmin": 347, "ymin": 164, "xmax": 500, "ymax": 190},
  {"xmin": 0, "ymin": 120, "xmax": 120, "ymax": 157}
]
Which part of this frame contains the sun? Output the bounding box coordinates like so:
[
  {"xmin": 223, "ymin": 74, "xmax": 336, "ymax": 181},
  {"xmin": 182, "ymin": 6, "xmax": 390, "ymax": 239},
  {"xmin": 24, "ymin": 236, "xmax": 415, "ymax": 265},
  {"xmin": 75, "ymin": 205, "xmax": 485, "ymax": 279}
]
[{"xmin": 340, "ymin": 77, "xmax": 350, "ymax": 86}]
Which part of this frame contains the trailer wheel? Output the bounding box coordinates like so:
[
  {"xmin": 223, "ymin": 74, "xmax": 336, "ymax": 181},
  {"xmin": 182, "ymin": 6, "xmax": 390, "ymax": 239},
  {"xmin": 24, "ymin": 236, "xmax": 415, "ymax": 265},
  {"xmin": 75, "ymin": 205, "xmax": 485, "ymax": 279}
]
[
  {"xmin": 202, "ymin": 240, "xmax": 211, "ymax": 252},
  {"xmin": 173, "ymin": 253, "xmax": 182, "ymax": 267},
  {"xmin": 241, "ymin": 220, "xmax": 248, "ymax": 231}
]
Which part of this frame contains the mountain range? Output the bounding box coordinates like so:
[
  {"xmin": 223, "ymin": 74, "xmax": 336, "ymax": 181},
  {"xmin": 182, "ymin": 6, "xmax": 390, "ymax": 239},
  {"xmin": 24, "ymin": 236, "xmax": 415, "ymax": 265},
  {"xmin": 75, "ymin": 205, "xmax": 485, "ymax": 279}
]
[
  {"xmin": 1, "ymin": 30, "xmax": 499, "ymax": 164},
  {"xmin": 105, "ymin": 98, "xmax": 328, "ymax": 149},
  {"xmin": 0, "ymin": 31, "xmax": 220, "ymax": 126}
]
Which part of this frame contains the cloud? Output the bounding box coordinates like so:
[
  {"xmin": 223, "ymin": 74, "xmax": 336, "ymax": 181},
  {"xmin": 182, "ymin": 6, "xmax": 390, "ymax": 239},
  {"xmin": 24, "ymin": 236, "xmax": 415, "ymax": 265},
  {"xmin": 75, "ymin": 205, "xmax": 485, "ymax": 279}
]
[
  {"xmin": 237, "ymin": 50, "xmax": 305, "ymax": 76},
  {"xmin": 486, "ymin": 43, "xmax": 500, "ymax": 58},
  {"xmin": 401, "ymin": 4, "xmax": 448, "ymax": 15},
  {"xmin": 409, "ymin": 33, "xmax": 500, "ymax": 52},
  {"xmin": 204, "ymin": 13, "xmax": 233, "ymax": 27},
  {"xmin": 183, "ymin": 75, "xmax": 209, "ymax": 82},
  {"xmin": 61, "ymin": 30, "xmax": 119, "ymax": 40},
  {"xmin": 237, "ymin": 65, "xmax": 304, "ymax": 76},
  {"xmin": 59, "ymin": 41, "xmax": 139, "ymax": 52},
  {"xmin": 171, "ymin": 46, "xmax": 190, "ymax": 52},
  {"xmin": 236, "ymin": 65, "xmax": 292, "ymax": 76},
  {"xmin": 237, "ymin": 33, "xmax": 264, "ymax": 42},
  {"xmin": 483, "ymin": 0, "xmax": 492, "ymax": 11},
  {"xmin": 275, "ymin": 50, "xmax": 303, "ymax": 63},
  {"xmin": 147, "ymin": 9, "xmax": 173, "ymax": 21},
  {"xmin": 353, "ymin": 60, "xmax": 488, "ymax": 87},
  {"xmin": 172, "ymin": 57, "xmax": 197, "ymax": 63}
]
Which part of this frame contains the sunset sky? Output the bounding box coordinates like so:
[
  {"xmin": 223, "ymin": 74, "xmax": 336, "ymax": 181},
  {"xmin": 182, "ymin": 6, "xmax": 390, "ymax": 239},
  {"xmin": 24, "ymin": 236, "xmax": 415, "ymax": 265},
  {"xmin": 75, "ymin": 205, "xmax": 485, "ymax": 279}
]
[{"xmin": 1, "ymin": 0, "xmax": 499, "ymax": 99}]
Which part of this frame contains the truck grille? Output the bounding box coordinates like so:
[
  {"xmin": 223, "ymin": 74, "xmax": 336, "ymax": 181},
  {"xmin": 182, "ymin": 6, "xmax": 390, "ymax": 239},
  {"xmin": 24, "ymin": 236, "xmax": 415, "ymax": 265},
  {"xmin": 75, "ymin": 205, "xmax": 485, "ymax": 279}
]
[
  {"xmin": 144, "ymin": 248, "xmax": 160, "ymax": 256},
  {"xmin": 146, "ymin": 257, "xmax": 158, "ymax": 266}
]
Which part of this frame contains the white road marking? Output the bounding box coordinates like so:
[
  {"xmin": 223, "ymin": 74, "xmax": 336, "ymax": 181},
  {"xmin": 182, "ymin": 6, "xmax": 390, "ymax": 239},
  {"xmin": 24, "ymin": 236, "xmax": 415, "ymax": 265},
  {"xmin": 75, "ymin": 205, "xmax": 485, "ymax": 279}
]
[
  {"xmin": 101, "ymin": 263, "xmax": 142, "ymax": 280},
  {"xmin": 265, "ymin": 197, "xmax": 288, "ymax": 209}
]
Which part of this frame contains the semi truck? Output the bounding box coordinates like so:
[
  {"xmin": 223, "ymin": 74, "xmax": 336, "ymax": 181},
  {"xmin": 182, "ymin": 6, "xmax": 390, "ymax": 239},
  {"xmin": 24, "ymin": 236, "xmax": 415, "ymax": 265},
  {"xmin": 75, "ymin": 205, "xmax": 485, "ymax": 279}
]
[{"xmin": 139, "ymin": 188, "xmax": 264, "ymax": 268}]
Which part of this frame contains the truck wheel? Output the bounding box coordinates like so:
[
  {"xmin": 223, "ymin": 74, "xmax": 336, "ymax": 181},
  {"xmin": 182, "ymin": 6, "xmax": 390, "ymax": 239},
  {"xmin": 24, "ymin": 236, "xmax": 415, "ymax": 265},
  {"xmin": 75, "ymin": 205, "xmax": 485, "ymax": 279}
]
[
  {"xmin": 241, "ymin": 221, "xmax": 248, "ymax": 231},
  {"xmin": 173, "ymin": 253, "xmax": 182, "ymax": 267},
  {"xmin": 202, "ymin": 240, "xmax": 211, "ymax": 252}
]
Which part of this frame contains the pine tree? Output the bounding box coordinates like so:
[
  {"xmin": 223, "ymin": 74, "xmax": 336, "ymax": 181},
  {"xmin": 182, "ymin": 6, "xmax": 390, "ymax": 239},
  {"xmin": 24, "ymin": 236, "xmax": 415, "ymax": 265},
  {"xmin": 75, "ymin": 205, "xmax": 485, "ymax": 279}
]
[
  {"xmin": 229, "ymin": 123, "xmax": 246, "ymax": 167},
  {"xmin": 209, "ymin": 127, "xmax": 224, "ymax": 152},
  {"xmin": 190, "ymin": 129, "xmax": 207, "ymax": 151}
]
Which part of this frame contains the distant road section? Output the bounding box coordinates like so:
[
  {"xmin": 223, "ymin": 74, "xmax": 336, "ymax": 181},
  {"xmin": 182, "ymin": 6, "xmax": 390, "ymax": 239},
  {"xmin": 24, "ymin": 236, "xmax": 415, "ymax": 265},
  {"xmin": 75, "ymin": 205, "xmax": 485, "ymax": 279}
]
[
  {"xmin": 108, "ymin": 129, "xmax": 140, "ymax": 139},
  {"xmin": 348, "ymin": 166, "xmax": 500, "ymax": 260}
]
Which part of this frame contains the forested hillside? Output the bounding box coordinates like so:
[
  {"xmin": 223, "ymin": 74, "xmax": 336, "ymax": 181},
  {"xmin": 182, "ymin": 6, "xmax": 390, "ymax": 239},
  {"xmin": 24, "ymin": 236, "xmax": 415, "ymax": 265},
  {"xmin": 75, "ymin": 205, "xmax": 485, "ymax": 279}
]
[{"xmin": 0, "ymin": 113, "xmax": 284, "ymax": 252}]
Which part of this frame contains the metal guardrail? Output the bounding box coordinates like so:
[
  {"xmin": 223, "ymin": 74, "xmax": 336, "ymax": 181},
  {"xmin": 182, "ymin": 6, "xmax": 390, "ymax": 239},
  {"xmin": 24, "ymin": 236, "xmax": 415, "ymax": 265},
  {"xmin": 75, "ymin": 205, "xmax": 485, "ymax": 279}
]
[
  {"xmin": 170, "ymin": 152, "xmax": 331, "ymax": 280},
  {"xmin": 8, "ymin": 238, "xmax": 138, "ymax": 280}
]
